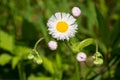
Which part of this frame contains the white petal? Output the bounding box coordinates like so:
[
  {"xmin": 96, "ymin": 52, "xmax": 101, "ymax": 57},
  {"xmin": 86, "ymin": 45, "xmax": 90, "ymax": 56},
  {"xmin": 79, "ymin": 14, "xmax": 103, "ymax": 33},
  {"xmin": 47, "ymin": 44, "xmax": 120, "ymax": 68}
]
[
  {"xmin": 67, "ymin": 16, "xmax": 76, "ymax": 25},
  {"xmin": 48, "ymin": 15, "xmax": 56, "ymax": 22},
  {"xmin": 55, "ymin": 12, "xmax": 61, "ymax": 20},
  {"xmin": 61, "ymin": 13, "xmax": 70, "ymax": 21}
]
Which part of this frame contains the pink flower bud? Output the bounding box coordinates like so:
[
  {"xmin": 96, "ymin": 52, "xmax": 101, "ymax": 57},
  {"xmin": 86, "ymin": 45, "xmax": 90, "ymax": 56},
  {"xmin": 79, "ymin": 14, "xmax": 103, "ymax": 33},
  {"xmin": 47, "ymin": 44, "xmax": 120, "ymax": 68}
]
[
  {"xmin": 48, "ymin": 41, "xmax": 57, "ymax": 50},
  {"xmin": 76, "ymin": 52, "xmax": 87, "ymax": 62},
  {"xmin": 72, "ymin": 7, "xmax": 81, "ymax": 17}
]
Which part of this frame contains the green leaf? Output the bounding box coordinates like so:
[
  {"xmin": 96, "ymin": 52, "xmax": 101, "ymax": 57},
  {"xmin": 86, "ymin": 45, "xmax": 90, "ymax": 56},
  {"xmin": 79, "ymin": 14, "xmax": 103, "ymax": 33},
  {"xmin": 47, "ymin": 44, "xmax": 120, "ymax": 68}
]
[
  {"xmin": 13, "ymin": 46, "xmax": 32, "ymax": 58},
  {"xmin": 99, "ymin": 0, "xmax": 108, "ymax": 16},
  {"xmin": 56, "ymin": 53, "xmax": 62, "ymax": 69},
  {"xmin": 0, "ymin": 30, "xmax": 14, "ymax": 52},
  {"xmin": 22, "ymin": 19, "xmax": 38, "ymax": 41},
  {"xmin": 93, "ymin": 75, "xmax": 102, "ymax": 80},
  {"xmin": 98, "ymin": 41, "xmax": 107, "ymax": 53},
  {"xmin": 56, "ymin": 53, "xmax": 63, "ymax": 79},
  {"xmin": 35, "ymin": 17, "xmax": 49, "ymax": 42},
  {"xmin": 42, "ymin": 56, "xmax": 54, "ymax": 74},
  {"xmin": 109, "ymin": 18, "xmax": 120, "ymax": 46},
  {"xmin": 28, "ymin": 74, "xmax": 52, "ymax": 80},
  {"xmin": 79, "ymin": 38, "xmax": 94, "ymax": 49},
  {"xmin": 72, "ymin": 38, "xmax": 94, "ymax": 53},
  {"xmin": 95, "ymin": 7, "xmax": 109, "ymax": 45},
  {"xmin": 0, "ymin": 53, "xmax": 12, "ymax": 66},
  {"xmin": 87, "ymin": 0, "xmax": 98, "ymax": 37},
  {"xmin": 12, "ymin": 56, "xmax": 20, "ymax": 69}
]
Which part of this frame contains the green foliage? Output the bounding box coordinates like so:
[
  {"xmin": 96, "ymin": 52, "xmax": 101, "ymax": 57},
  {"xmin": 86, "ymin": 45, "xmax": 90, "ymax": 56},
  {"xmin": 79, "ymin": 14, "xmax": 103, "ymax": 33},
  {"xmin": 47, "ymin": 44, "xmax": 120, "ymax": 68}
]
[
  {"xmin": 56, "ymin": 53, "xmax": 62, "ymax": 69},
  {"xmin": 0, "ymin": 30, "xmax": 14, "ymax": 52},
  {"xmin": 0, "ymin": 53, "xmax": 12, "ymax": 66},
  {"xmin": 42, "ymin": 56, "xmax": 55, "ymax": 74},
  {"xmin": 0, "ymin": 0, "xmax": 120, "ymax": 80},
  {"xmin": 71, "ymin": 38, "xmax": 94, "ymax": 53},
  {"xmin": 12, "ymin": 56, "xmax": 20, "ymax": 69},
  {"xmin": 28, "ymin": 74, "xmax": 52, "ymax": 80},
  {"xmin": 13, "ymin": 46, "xmax": 32, "ymax": 57}
]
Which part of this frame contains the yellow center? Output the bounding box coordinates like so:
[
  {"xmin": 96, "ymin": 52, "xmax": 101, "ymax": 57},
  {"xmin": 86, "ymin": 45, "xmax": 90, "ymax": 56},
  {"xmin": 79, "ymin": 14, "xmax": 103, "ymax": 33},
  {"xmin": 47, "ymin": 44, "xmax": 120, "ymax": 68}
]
[{"xmin": 56, "ymin": 21, "xmax": 68, "ymax": 33}]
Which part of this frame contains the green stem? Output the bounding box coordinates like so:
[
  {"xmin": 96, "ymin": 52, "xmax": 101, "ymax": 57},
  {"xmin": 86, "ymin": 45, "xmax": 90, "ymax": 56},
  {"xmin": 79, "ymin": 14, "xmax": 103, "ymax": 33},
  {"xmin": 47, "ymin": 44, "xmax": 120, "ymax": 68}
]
[
  {"xmin": 84, "ymin": 62, "xmax": 97, "ymax": 79},
  {"xmin": 33, "ymin": 37, "xmax": 44, "ymax": 50},
  {"xmin": 75, "ymin": 59, "xmax": 80, "ymax": 80},
  {"xmin": 33, "ymin": 49, "xmax": 40, "ymax": 58},
  {"xmin": 33, "ymin": 37, "xmax": 44, "ymax": 57},
  {"xmin": 95, "ymin": 40, "xmax": 98, "ymax": 52},
  {"xmin": 18, "ymin": 60, "xmax": 26, "ymax": 80},
  {"xmin": 64, "ymin": 41, "xmax": 74, "ymax": 53},
  {"xmin": 65, "ymin": 41, "xmax": 80, "ymax": 80}
]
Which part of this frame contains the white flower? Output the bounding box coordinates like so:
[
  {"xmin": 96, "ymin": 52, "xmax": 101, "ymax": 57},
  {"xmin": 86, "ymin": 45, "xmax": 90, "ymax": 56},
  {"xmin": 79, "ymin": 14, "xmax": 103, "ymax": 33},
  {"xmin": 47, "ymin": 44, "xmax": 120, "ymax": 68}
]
[
  {"xmin": 76, "ymin": 52, "xmax": 87, "ymax": 62},
  {"xmin": 48, "ymin": 40, "xmax": 57, "ymax": 50},
  {"xmin": 47, "ymin": 12, "xmax": 78, "ymax": 41},
  {"xmin": 72, "ymin": 7, "xmax": 81, "ymax": 17}
]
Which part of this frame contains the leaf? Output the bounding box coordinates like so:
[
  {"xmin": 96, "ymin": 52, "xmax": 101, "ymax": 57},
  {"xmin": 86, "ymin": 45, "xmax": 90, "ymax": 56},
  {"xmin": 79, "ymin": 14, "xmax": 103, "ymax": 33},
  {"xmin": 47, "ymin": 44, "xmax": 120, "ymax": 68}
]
[
  {"xmin": 28, "ymin": 74, "xmax": 52, "ymax": 80},
  {"xmin": 109, "ymin": 18, "xmax": 120, "ymax": 46},
  {"xmin": 98, "ymin": 41, "xmax": 107, "ymax": 53},
  {"xmin": 12, "ymin": 56, "xmax": 20, "ymax": 69},
  {"xmin": 99, "ymin": 0, "xmax": 108, "ymax": 16},
  {"xmin": 42, "ymin": 56, "xmax": 54, "ymax": 74},
  {"xmin": 93, "ymin": 75, "xmax": 102, "ymax": 80},
  {"xmin": 87, "ymin": 0, "xmax": 98, "ymax": 37},
  {"xmin": 13, "ymin": 46, "xmax": 32, "ymax": 58},
  {"xmin": 56, "ymin": 53, "xmax": 62, "ymax": 69},
  {"xmin": 22, "ymin": 19, "xmax": 38, "ymax": 41},
  {"xmin": 79, "ymin": 38, "xmax": 94, "ymax": 49},
  {"xmin": 55, "ymin": 53, "xmax": 63, "ymax": 79},
  {"xmin": 0, "ymin": 30, "xmax": 14, "ymax": 52},
  {"xmin": 0, "ymin": 53, "xmax": 12, "ymax": 66},
  {"xmin": 72, "ymin": 38, "xmax": 94, "ymax": 53},
  {"xmin": 95, "ymin": 7, "xmax": 109, "ymax": 45},
  {"xmin": 35, "ymin": 17, "xmax": 49, "ymax": 42}
]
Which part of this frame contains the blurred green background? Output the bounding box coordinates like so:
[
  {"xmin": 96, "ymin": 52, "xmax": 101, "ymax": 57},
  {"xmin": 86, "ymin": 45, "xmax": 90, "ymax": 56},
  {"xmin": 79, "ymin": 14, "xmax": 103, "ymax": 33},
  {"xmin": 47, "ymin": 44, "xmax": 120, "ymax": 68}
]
[{"xmin": 0, "ymin": 0, "xmax": 120, "ymax": 80}]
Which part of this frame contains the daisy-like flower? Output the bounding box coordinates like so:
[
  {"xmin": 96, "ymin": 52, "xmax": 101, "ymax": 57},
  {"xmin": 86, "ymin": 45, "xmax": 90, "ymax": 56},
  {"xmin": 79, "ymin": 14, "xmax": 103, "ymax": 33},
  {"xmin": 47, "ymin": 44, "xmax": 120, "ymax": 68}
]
[
  {"xmin": 76, "ymin": 52, "xmax": 87, "ymax": 62},
  {"xmin": 47, "ymin": 12, "xmax": 78, "ymax": 41},
  {"xmin": 48, "ymin": 40, "xmax": 57, "ymax": 50},
  {"xmin": 72, "ymin": 7, "xmax": 81, "ymax": 17}
]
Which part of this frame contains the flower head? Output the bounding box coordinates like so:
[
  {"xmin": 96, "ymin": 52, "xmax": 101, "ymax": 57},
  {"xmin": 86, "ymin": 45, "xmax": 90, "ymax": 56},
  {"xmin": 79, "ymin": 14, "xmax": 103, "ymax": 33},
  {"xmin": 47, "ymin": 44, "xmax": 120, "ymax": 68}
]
[
  {"xmin": 47, "ymin": 12, "xmax": 78, "ymax": 41},
  {"xmin": 72, "ymin": 7, "xmax": 81, "ymax": 17},
  {"xmin": 76, "ymin": 52, "xmax": 87, "ymax": 62},
  {"xmin": 48, "ymin": 40, "xmax": 57, "ymax": 50}
]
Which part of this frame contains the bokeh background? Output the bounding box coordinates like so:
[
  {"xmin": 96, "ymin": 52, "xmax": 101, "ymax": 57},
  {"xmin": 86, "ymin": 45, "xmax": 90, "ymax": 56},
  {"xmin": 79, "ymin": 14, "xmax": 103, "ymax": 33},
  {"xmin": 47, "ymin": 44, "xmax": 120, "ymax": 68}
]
[{"xmin": 0, "ymin": 0, "xmax": 120, "ymax": 80}]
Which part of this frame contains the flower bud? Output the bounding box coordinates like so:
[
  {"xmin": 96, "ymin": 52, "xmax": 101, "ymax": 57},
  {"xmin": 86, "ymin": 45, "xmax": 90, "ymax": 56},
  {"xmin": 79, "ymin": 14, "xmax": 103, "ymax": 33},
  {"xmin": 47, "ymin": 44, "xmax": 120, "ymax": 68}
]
[
  {"xmin": 48, "ymin": 40, "xmax": 57, "ymax": 50},
  {"xmin": 93, "ymin": 58, "xmax": 103, "ymax": 65},
  {"xmin": 93, "ymin": 52, "xmax": 103, "ymax": 65},
  {"xmin": 34, "ymin": 57, "xmax": 42, "ymax": 64},
  {"xmin": 76, "ymin": 52, "xmax": 87, "ymax": 62},
  {"xmin": 72, "ymin": 7, "xmax": 81, "ymax": 17},
  {"xmin": 28, "ymin": 53, "xmax": 34, "ymax": 59}
]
